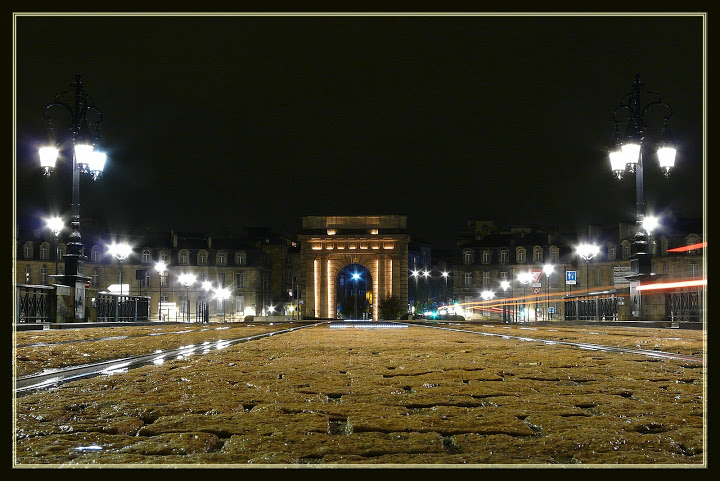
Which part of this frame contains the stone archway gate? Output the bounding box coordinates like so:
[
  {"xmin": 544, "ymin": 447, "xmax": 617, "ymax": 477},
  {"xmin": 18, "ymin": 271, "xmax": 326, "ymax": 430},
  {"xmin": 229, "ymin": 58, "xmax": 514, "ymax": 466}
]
[{"xmin": 299, "ymin": 216, "xmax": 409, "ymax": 321}]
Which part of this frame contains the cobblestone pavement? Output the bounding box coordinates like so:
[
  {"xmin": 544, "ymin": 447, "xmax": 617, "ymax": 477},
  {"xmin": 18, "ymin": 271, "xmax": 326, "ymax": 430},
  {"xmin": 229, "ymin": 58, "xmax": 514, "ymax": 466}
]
[{"xmin": 13, "ymin": 323, "xmax": 705, "ymax": 467}]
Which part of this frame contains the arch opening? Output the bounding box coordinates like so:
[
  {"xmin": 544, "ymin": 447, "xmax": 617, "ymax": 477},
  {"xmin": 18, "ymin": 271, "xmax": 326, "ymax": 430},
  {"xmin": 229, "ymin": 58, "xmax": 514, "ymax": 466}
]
[{"xmin": 336, "ymin": 263, "xmax": 372, "ymax": 320}]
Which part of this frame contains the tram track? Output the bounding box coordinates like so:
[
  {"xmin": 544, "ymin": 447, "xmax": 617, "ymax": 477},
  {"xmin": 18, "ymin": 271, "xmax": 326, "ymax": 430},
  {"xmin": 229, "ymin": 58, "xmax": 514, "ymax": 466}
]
[
  {"xmin": 404, "ymin": 321, "xmax": 704, "ymax": 363},
  {"xmin": 14, "ymin": 322, "xmax": 325, "ymax": 396}
]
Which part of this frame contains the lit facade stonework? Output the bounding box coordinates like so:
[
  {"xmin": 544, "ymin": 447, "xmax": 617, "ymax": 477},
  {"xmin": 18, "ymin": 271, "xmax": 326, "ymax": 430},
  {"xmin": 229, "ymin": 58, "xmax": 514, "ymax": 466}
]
[{"xmin": 298, "ymin": 216, "xmax": 409, "ymax": 320}]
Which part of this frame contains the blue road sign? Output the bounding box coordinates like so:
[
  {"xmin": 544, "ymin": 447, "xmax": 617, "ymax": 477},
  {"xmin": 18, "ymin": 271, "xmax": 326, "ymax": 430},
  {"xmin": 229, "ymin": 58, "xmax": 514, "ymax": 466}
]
[{"xmin": 566, "ymin": 270, "xmax": 576, "ymax": 285}]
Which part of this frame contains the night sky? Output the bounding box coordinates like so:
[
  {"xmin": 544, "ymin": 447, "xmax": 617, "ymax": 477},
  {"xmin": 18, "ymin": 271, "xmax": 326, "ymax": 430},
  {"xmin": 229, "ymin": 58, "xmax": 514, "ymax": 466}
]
[{"xmin": 13, "ymin": 13, "xmax": 705, "ymax": 249}]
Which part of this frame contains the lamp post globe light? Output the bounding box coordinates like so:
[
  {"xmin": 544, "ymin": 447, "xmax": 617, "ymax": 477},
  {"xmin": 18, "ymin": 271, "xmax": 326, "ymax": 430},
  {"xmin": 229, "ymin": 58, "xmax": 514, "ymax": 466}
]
[
  {"xmin": 517, "ymin": 272, "xmax": 533, "ymax": 322},
  {"xmin": 609, "ymin": 75, "xmax": 676, "ymax": 299},
  {"xmin": 39, "ymin": 75, "xmax": 106, "ymax": 320},
  {"xmin": 154, "ymin": 261, "xmax": 167, "ymax": 321},
  {"xmin": 178, "ymin": 273, "xmax": 197, "ymax": 323},
  {"xmin": 44, "ymin": 216, "xmax": 64, "ymax": 275}
]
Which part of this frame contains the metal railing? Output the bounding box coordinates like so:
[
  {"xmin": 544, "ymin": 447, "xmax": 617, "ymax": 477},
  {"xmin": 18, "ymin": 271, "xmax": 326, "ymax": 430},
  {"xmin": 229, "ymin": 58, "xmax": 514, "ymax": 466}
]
[
  {"xmin": 15, "ymin": 284, "xmax": 55, "ymax": 323},
  {"xmin": 564, "ymin": 291, "xmax": 619, "ymax": 321},
  {"xmin": 666, "ymin": 289, "xmax": 702, "ymax": 322},
  {"xmin": 96, "ymin": 293, "xmax": 150, "ymax": 322}
]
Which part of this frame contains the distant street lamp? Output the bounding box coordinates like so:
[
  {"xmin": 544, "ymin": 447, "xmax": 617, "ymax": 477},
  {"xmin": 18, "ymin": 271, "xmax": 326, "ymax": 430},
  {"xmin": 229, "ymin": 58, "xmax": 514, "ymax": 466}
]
[
  {"xmin": 39, "ymin": 75, "xmax": 106, "ymax": 321},
  {"xmin": 609, "ymin": 75, "xmax": 676, "ymax": 284},
  {"xmin": 178, "ymin": 273, "xmax": 197, "ymax": 323},
  {"xmin": 352, "ymin": 272, "xmax": 361, "ymax": 319},
  {"xmin": 441, "ymin": 271, "xmax": 449, "ymax": 291},
  {"xmin": 643, "ymin": 216, "xmax": 660, "ymax": 255},
  {"xmin": 214, "ymin": 287, "xmax": 231, "ymax": 323},
  {"xmin": 543, "ymin": 264, "xmax": 554, "ymax": 320},
  {"xmin": 576, "ymin": 243, "xmax": 600, "ymax": 293},
  {"xmin": 154, "ymin": 261, "xmax": 167, "ymax": 321},
  {"xmin": 500, "ymin": 280, "xmax": 511, "ymax": 323},
  {"xmin": 517, "ymin": 272, "xmax": 533, "ymax": 322},
  {"xmin": 410, "ymin": 269, "xmax": 419, "ymax": 303},
  {"xmin": 108, "ymin": 242, "xmax": 132, "ymax": 297},
  {"xmin": 45, "ymin": 216, "xmax": 64, "ymax": 275}
]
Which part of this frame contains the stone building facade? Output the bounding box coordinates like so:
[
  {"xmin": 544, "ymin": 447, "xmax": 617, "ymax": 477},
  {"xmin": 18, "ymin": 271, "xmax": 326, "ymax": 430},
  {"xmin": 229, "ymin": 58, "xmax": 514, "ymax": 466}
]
[
  {"xmin": 14, "ymin": 228, "xmax": 298, "ymax": 322},
  {"xmin": 450, "ymin": 220, "xmax": 704, "ymax": 322}
]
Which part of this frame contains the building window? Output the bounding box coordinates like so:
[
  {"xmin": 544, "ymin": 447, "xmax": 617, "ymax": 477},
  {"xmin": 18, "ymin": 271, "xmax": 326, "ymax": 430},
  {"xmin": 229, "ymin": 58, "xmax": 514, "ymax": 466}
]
[
  {"xmin": 92, "ymin": 268, "xmax": 99, "ymax": 288},
  {"xmin": 533, "ymin": 247, "xmax": 543, "ymax": 263},
  {"xmin": 40, "ymin": 244, "xmax": 49, "ymax": 260},
  {"xmin": 500, "ymin": 250, "xmax": 509, "ymax": 264},
  {"xmin": 40, "ymin": 266, "xmax": 47, "ymax": 285},
  {"xmin": 517, "ymin": 248, "xmax": 526, "ymax": 264},
  {"xmin": 160, "ymin": 272, "xmax": 168, "ymax": 288},
  {"xmin": 549, "ymin": 247, "xmax": 559, "ymax": 263},
  {"xmin": 198, "ymin": 252, "xmax": 207, "ymax": 265},
  {"xmin": 235, "ymin": 251, "xmax": 247, "ymax": 265},
  {"xmin": 622, "ymin": 242, "xmax": 631, "ymax": 259},
  {"xmin": 143, "ymin": 272, "xmax": 151, "ymax": 288},
  {"xmin": 690, "ymin": 264, "xmax": 699, "ymax": 278},
  {"xmin": 142, "ymin": 249, "xmax": 151, "ymax": 263},
  {"xmin": 608, "ymin": 245, "xmax": 616, "ymax": 261},
  {"xmin": 160, "ymin": 252, "xmax": 168, "ymax": 263},
  {"xmin": 179, "ymin": 250, "xmax": 188, "ymax": 265},
  {"xmin": 236, "ymin": 272, "xmax": 244, "ymax": 288},
  {"xmin": 198, "ymin": 272, "xmax": 207, "ymax": 283},
  {"xmin": 464, "ymin": 272, "xmax": 473, "ymax": 287},
  {"xmin": 482, "ymin": 272, "xmax": 490, "ymax": 288},
  {"xmin": 58, "ymin": 245, "xmax": 66, "ymax": 258},
  {"xmin": 499, "ymin": 271, "xmax": 508, "ymax": 281},
  {"xmin": 23, "ymin": 243, "xmax": 33, "ymax": 259},
  {"xmin": 91, "ymin": 247, "xmax": 101, "ymax": 262},
  {"xmin": 481, "ymin": 250, "xmax": 491, "ymax": 264},
  {"xmin": 595, "ymin": 268, "xmax": 601, "ymax": 286},
  {"xmin": 463, "ymin": 250, "xmax": 473, "ymax": 265},
  {"xmin": 217, "ymin": 252, "xmax": 226, "ymax": 265}
]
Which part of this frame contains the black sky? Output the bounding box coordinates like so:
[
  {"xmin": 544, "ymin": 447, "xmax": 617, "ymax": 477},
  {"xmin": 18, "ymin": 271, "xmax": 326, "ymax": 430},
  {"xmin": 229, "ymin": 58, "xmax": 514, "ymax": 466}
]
[{"xmin": 13, "ymin": 13, "xmax": 705, "ymax": 249}]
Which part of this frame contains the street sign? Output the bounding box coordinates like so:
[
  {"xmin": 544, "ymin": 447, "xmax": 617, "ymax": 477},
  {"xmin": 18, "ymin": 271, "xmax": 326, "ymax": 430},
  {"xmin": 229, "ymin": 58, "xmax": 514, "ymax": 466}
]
[
  {"xmin": 566, "ymin": 270, "xmax": 576, "ymax": 285},
  {"xmin": 548, "ymin": 307, "xmax": 555, "ymax": 314},
  {"xmin": 533, "ymin": 287, "xmax": 540, "ymax": 294},
  {"xmin": 613, "ymin": 266, "xmax": 631, "ymax": 286},
  {"xmin": 530, "ymin": 269, "xmax": 543, "ymax": 283}
]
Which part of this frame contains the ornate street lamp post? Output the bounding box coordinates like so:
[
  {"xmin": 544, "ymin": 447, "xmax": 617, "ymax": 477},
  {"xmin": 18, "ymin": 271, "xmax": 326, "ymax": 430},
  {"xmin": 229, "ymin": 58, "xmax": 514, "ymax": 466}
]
[
  {"xmin": 39, "ymin": 75, "xmax": 107, "ymax": 320},
  {"xmin": 609, "ymin": 75, "xmax": 676, "ymax": 317}
]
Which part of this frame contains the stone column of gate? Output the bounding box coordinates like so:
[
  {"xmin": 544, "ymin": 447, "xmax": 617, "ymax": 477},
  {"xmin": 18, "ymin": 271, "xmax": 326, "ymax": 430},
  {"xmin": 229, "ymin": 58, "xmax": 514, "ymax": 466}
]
[
  {"xmin": 376, "ymin": 255, "xmax": 386, "ymax": 321},
  {"xmin": 319, "ymin": 255, "xmax": 329, "ymax": 319}
]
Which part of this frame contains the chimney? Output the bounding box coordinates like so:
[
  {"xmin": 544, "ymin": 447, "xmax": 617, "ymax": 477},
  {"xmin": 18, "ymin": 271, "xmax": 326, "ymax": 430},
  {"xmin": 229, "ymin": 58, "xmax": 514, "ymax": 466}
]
[{"xmin": 208, "ymin": 236, "xmax": 212, "ymax": 249}]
